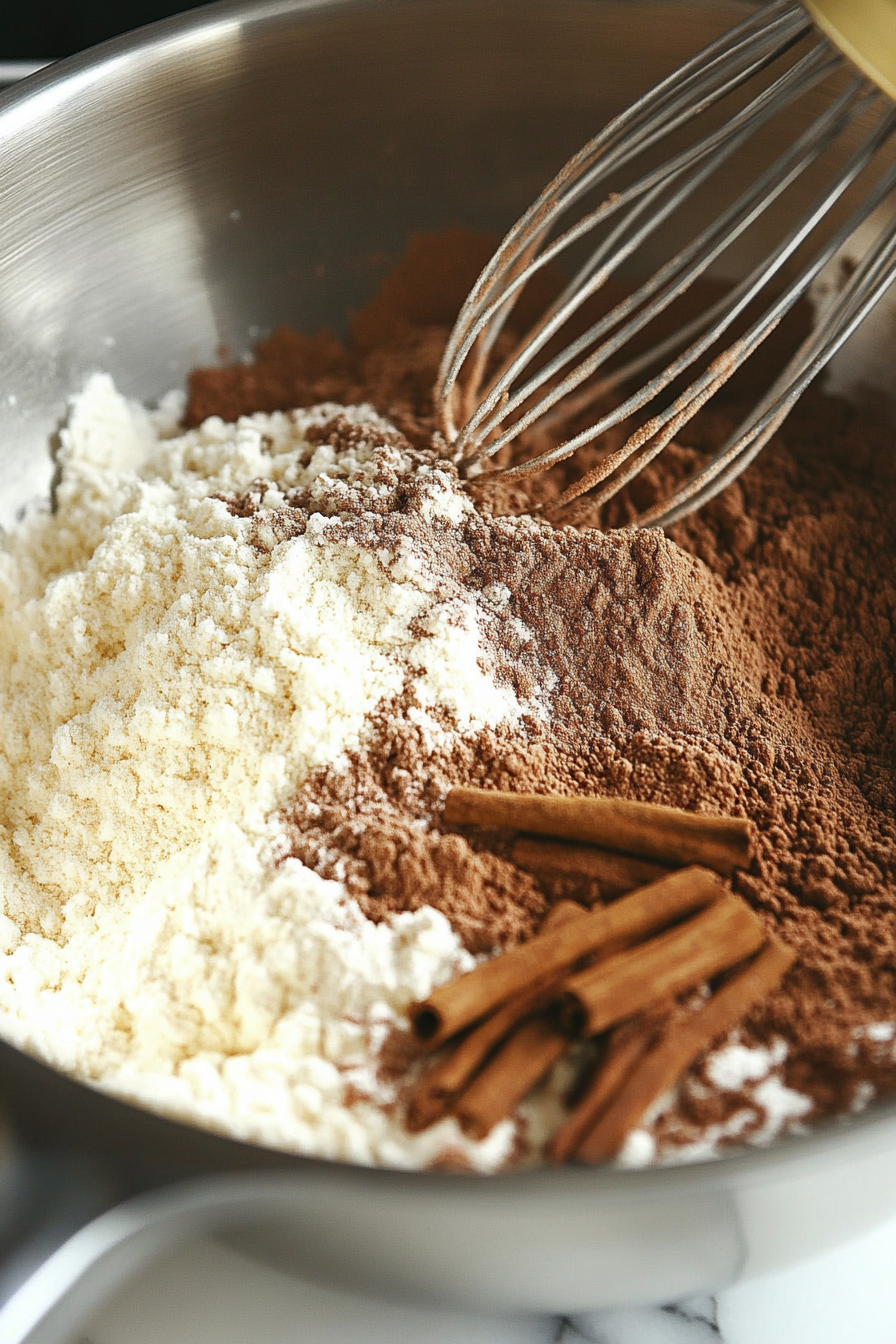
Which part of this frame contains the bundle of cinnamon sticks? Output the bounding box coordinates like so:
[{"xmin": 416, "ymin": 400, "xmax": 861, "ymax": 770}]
[{"xmin": 406, "ymin": 787, "xmax": 793, "ymax": 1163}]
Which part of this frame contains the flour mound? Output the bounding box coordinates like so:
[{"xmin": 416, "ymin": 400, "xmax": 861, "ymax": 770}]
[{"xmin": 0, "ymin": 374, "xmax": 524, "ymax": 1169}]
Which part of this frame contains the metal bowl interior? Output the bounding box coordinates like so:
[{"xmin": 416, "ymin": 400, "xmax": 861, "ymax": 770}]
[{"xmin": 1, "ymin": 0, "xmax": 896, "ymax": 1313}]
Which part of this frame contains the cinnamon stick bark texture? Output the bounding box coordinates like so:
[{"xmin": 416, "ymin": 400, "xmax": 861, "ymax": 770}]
[
  {"xmin": 411, "ymin": 866, "xmax": 723, "ymax": 1048},
  {"xmin": 511, "ymin": 836, "xmax": 670, "ymax": 901},
  {"xmin": 540, "ymin": 899, "xmax": 594, "ymax": 934},
  {"xmin": 560, "ymin": 895, "xmax": 767, "ymax": 1038},
  {"xmin": 575, "ymin": 939, "xmax": 796, "ymax": 1162},
  {"xmin": 453, "ymin": 1017, "xmax": 569, "ymax": 1140},
  {"xmin": 406, "ymin": 901, "xmax": 587, "ymax": 1131},
  {"xmin": 445, "ymin": 788, "xmax": 751, "ymax": 876}
]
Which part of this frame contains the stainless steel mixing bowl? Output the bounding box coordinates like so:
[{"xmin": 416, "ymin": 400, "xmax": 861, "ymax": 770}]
[{"xmin": 1, "ymin": 0, "xmax": 896, "ymax": 1320}]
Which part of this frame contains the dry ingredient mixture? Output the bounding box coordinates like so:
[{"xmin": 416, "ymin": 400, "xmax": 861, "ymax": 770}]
[{"xmin": 0, "ymin": 228, "xmax": 894, "ymax": 1169}]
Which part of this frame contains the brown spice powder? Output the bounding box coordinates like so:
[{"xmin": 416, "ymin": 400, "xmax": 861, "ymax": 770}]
[{"xmin": 187, "ymin": 229, "xmax": 896, "ymax": 1154}]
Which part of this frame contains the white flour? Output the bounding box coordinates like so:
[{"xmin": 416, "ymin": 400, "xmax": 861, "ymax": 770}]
[{"xmin": 0, "ymin": 375, "xmax": 522, "ymax": 1169}]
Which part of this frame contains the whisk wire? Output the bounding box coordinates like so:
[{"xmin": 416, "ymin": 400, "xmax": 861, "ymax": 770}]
[
  {"xmin": 542, "ymin": 97, "xmax": 896, "ymax": 510},
  {"xmin": 437, "ymin": 0, "xmax": 896, "ymax": 526},
  {"xmin": 639, "ymin": 162, "xmax": 896, "ymax": 527},
  {"xmin": 467, "ymin": 69, "xmax": 870, "ymax": 478},
  {"xmin": 516, "ymin": 38, "xmax": 836, "ymax": 336},
  {"xmin": 452, "ymin": 41, "xmax": 845, "ymax": 464},
  {"xmin": 436, "ymin": 1, "xmax": 815, "ymax": 438}
]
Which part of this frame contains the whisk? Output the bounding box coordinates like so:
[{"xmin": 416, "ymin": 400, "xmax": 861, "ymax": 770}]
[{"xmin": 435, "ymin": 0, "xmax": 896, "ymax": 527}]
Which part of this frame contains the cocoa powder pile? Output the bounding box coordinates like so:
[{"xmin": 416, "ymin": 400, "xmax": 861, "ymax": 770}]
[{"xmin": 186, "ymin": 229, "xmax": 896, "ymax": 1159}]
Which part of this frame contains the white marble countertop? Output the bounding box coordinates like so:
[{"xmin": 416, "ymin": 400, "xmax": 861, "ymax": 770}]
[{"xmin": 76, "ymin": 1209, "xmax": 896, "ymax": 1344}]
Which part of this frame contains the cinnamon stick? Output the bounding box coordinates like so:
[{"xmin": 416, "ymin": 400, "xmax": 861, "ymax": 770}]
[
  {"xmin": 540, "ymin": 898, "xmax": 593, "ymax": 934},
  {"xmin": 546, "ymin": 1018, "xmax": 660, "ymax": 1162},
  {"xmin": 560, "ymin": 894, "xmax": 766, "ymax": 1038},
  {"xmin": 411, "ymin": 866, "xmax": 723, "ymax": 1048},
  {"xmin": 575, "ymin": 938, "xmax": 796, "ymax": 1163},
  {"xmin": 406, "ymin": 900, "xmax": 587, "ymax": 1131},
  {"xmin": 404, "ymin": 1085, "xmax": 452, "ymax": 1134},
  {"xmin": 512, "ymin": 835, "xmax": 670, "ymax": 901},
  {"xmin": 445, "ymin": 788, "xmax": 751, "ymax": 876},
  {"xmin": 453, "ymin": 1016, "xmax": 569, "ymax": 1140}
]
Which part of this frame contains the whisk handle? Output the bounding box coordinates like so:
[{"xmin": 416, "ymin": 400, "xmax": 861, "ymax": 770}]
[{"xmin": 805, "ymin": 0, "xmax": 896, "ymax": 101}]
